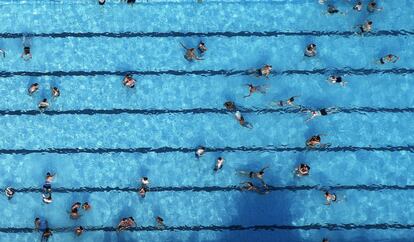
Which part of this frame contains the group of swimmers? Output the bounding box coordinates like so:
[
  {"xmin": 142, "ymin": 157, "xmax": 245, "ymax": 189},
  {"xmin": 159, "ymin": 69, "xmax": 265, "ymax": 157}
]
[{"xmin": 28, "ymin": 83, "xmax": 60, "ymax": 111}]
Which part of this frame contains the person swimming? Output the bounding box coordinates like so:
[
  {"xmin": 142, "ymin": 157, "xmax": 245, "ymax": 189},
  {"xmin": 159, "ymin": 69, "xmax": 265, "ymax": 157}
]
[
  {"xmin": 195, "ymin": 146, "xmax": 206, "ymax": 158},
  {"xmin": 38, "ymin": 99, "xmax": 49, "ymax": 111},
  {"xmin": 326, "ymin": 5, "xmax": 340, "ymax": 15},
  {"xmin": 304, "ymin": 44, "xmax": 317, "ymax": 57},
  {"xmin": 306, "ymin": 135, "xmax": 321, "ymax": 148},
  {"xmin": 327, "ymin": 75, "xmax": 347, "ymax": 86},
  {"xmin": 358, "ymin": 21, "xmax": 373, "ymax": 34},
  {"xmin": 353, "ymin": 1, "xmax": 362, "ymax": 11},
  {"xmin": 305, "ymin": 108, "xmax": 338, "ymax": 122},
  {"xmin": 141, "ymin": 177, "xmax": 150, "ymax": 186},
  {"xmin": 214, "ymin": 157, "xmax": 224, "ymax": 171},
  {"xmin": 82, "ymin": 202, "xmax": 91, "ymax": 211},
  {"xmin": 240, "ymin": 181, "xmax": 258, "ymax": 191},
  {"xmin": 274, "ymin": 96, "xmax": 300, "ymax": 107},
  {"xmin": 28, "ymin": 83, "xmax": 39, "ymax": 95},
  {"xmin": 122, "ymin": 74, "xmax": 136, "ymax": 88},
  {"xmin": 367, "ymin": 1, "xmax": 382, "ymax": 13},
  {"xmin": 243, "ymin": 84, "xmax": 267, "ymax": 98},
  {"xmin": 181, "ymin": 43, "xmax": 203, "ymax": 61},
  {"xmin": 239, "ymin": 167, "xmax": 268, "ymax": 182},
  {"xmin": 377, "ymin": 54, "xmax": 399, "ymax": 64},
  {"xmin": 5, "ymin": 187, "xmax": 15, "ymax": 200},
  {"xmin": 45, "ymin": 172, "xmax": 55, "ymax": 183},
  {"xmin": 75, "ymin": 226, "xmax": 84, "ymax": 236},
  {"xmin": 325, "ymin": 191, "xmax": 337, "ymax": 205},
  {"xmin": 235, "ymin": 111, "xmax": 253, "ymax": 128},
  {"xmin": 198, "ymin": 41, "xmax": 207, "ymax": 54},
  {"xmin": 34, "ymin": 218, "xmax": 41, "ymax": 231},
  {"xmin": 70, "ymin": 202, "xmax": 81, "ymax": 219},
  {"xmin": 139, "ymin": 186, "xmax": 148, "ymax": 198},
  {"xmin": 21, "ymin": 46, "xmax": 32, "ymax": 61},
  {"xmin": 117, "ymin": 217, "xmax": 136, "ymax": 231},
  {"xmin": 256, "ymin": 64, "xmax": 272, "ymax": 78},
  {"xmin": 295, "ymin": 163, "xmax": 310, "ymax": 176},
  {"xmin": 224, "ymin": 101, "xmax": 236, "ymax": 111},
  {"xmin": 41, "ymin": 228, "xmax": 52, "ymax": 242},
  {"xmin": 156, "ymin": 216, "xmax": 165, "ymax": 228},
  {"xmin": 51, "ymin": 87, "xmax": 60, "ymax": 97}
]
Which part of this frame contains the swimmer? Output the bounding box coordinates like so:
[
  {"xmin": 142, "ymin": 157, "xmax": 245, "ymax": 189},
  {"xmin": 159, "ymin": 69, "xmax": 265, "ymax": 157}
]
[
  {"xmin": 70, "ymin": 202, "xmax": 81, "ymax": 219},
  {"xmin": 377, "ymin": 54, "xmax": 399, "ymax": 64},
  {"xmin": 195, "ymin": 146, "xmax": 206, "ymax": 158},
  {"xmin": 117, "ymin": 217, "xmax": 136, "ymax": 231},
  {"xmin": 21, "ymin": 46, "xmax": 32, "ymax": 61},
  {"xmin": 198, "ymin": 41, "xmax": 207, "ymax": 54},
  {"xmin": 156, "ymin": 216, "xmax": 165, "ymax": 228},
  {"xmin": 240, "ymin": 181, "xmax": 258, "ymax": 191},
  {"xmin": 273, "ymin": 96, "xmax": 300, "ymax": 107},
  {"xmin": 243, "ymin": 84, "xmax": 267, "ymax": 98},
  {"xmin": 34, "ymin": 218, "xmax": 41, "ymax": 231},
  {"xmin": 45, "ymin": 172, "xmax": 55, "ymax": 183},
  {"xmin": 51, "ymin": 87, "xmax": 60, "ymax": 98},
  {"xmin": 139, "ymin": 186, "xmax": 148, "ymax": 198},
  {"xmin": 357, "ymin": 21, "xmax": 373, "ymax": 34},
  {"xmin": 256, "ymin": 64, "xmax": 272, "ymax": 78},
  {"xmin": 43, "ymin": 183, "xmax": 52, "ymax": 193},
  {"xmin": 295, "ymin": 163, "xmax": 310, "ymax": 176},
  {"xmin": 41, "ymin": 228, "xmax": 52, "ymax": 242},
  {"xmin": 306, "ymin": 135, "xmax": 322, "ymax": 148},
  {"xmin": 5, "ymin": 187, "xmax": 15, "ymax": 200},
  {"xmin": 42, "ymin": 193, "xmax": 52, "ymax": 204},
  {"xmin": 304, "ymin": 44, "xmax": 317, "ymax": 57},
  {"xmin": 0, "ymin": 49, "xmax": 5, "ymax": 58},
  {"xmin": 75, "ymin": 226, "xmax": 84, "ymax": 236},
  {"xmin": 353, "ymin": 1, "xmax": 362, "ymax": 11},
  {"xmin": 235, "ymin": 111, "xmax": 253, "ymax": 129},
  {"xmin": 305, "ymin": 108, "xmax": 338, "ymax": 122},
  {"xmin": 327, "ymin": 75, "xmax": 347, "ymax": 86},
  {"xmin": 141, "ymin": 177, "xmax": 150, "ymax": 186},
  {"xmin": 180, "ymin": 43, "xmax": 203, "ymax": 61},
  {"xmin": 122, "ymin": 74, "xmax": 136, "ymax": 88},
  {"xmin": 214, "ymin": 157, "xmax": 224, "ymax": 171},
  {"xmin": 82, "ymin": 202, "xmax": 91, "ymax": 211},
  {"xmin": 28, "ymin": 83, "xmax": 39, "ymax": 95},
  {"xmin": 99, "ymin": 0, "xmax": 106, "ymax": 5},
  {"xmin": 38, "ymin": 99, "xmax": 49, "ymax": 111},
  {"xmin": 367, "ymin": 1, "xmax": 382, "ymax": 13},
  {"xmin": 326, "ymin": 5, "xmax": 341, "ymax": 15},
  {"xmin": 224, "ymin": 101, "xmax": 236, "ymax": 111},
  {"xmin": 325, "ymin": 191, "xmax": 337, "ymax": 205}
]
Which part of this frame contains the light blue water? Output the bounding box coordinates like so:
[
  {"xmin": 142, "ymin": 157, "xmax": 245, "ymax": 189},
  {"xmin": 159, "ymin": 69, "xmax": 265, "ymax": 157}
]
[{"xmin": 0, "ymin": 0, "xmax": 413, "ymax": 241}]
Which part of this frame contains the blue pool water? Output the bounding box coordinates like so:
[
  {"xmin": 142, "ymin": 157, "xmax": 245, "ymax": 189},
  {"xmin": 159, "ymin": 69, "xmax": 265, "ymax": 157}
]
[{"xmin": 0, "ymin": 0, "xmax": 413, "ymax": 241}]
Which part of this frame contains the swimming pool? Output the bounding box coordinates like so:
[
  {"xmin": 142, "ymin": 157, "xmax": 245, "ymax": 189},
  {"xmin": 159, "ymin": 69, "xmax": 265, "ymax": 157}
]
[{"xmin": 0, "ymin": 0, "xmax": 413, "ymax": 241}]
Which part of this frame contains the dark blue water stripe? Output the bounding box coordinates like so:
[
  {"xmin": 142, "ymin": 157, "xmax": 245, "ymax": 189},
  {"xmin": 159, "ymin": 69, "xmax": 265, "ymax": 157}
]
[
  {"xmin": 10, "ymin": 185, "xmax": 414, "ymax": 193},
  {"xmin": 0, "ymin": 68, "xmax": 412, "ymax": 77},
  {"xmin": 1, "ymin": 107, "xmax": 413, "ymax": 116},
  {"xmin": 0, "ymin": 30, "xmax": 413, "ymax": 39},
  {"xmin": 0, "ymin": 146, "xmax": 412, "ymax": 155},
  {"xmin": 1, "ymin": 223, "xmax": 414, "ymax": 233}
]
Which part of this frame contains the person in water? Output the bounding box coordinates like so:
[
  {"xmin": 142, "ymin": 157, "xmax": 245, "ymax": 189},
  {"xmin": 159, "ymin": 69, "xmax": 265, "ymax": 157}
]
[
  {"xmin": 75, "ymin": 226, "xmax": 84, "ymax": 236},
  {"xmin": 304, "ymin": 44, "xmax": 317, "ymax": 57},
  {"xmin": 180, "ymin": 43, "xmax": 203, "ymax": 61},
  {"xmin": 353, "ymin": 1, "xmax": 362, "ymax": 11},
  {"xmin": 240, "ymin": 181, "xmax": 258, "ymax": 191},
  {"xmin": 325, "ymin": 191, "xmax": 337, "ymax": 205},
  {"xmin": 70, "ymin": 202, "xmax": 81, "ymax": 219},
  {"xmin": 21, "ymin": 46, "xmax": 32, "ymax": 61},
  {"xmin": 326, "ymin": 5, "xmax": 341, "ymax": 15},
  {"xmin": 0, "ymin": 49, "xmax": 5, "ymax": 58},
  {"xmin": 214, "ymin": 157, "xmax": 224, "ymax": 171},
  {"xmin": 51, "ymin": 87, "xmax": 60, "ymax": 98},
  {"xmin": 295, "ymin": 163, "xmax": 310, "ymax": 176},
  {"xmin": 139, "ymin": 186, "xmax": 148, "ymax": 198},
  {"xmin": 235, "ymin": 111, "xmax": 253, "ymax": 129},
  {"xmin": 274, "ymin": 96, "xmax": 300, "ymax": 107},
  {"xmin": 224, "ymin": 101, "xmax": 236, "ymax": 111},
  {"xmin": 41, "ymin": 228, "xmax": 52, "ymax": 242},
  {"xmin": 34, "ymin": 218, "xmax": 41, "ymax": 231},
  {"xmin": 38, "ymin": 99, "xmax": 49, "ymax": 111},
  {"xmin": 141, "ymin": 177, "xmax": 150, "ymax": 186},
  {"xmin": 198, "ymin": 41, "xmax": 207, "ymax": 55},
  {"xmin": 377, "ymin": 54, "xmax": 399, "ymax": 64},
  {"xmin": 358, "ymin": 21, "xmax": 373, "ymax": 34},
  {"xmin": 45, "ymin": 172, "xmax": 55, "ymax": 183},
  {"xmin": 244, "ymin": 84, "xmax": 268, "ymax": 98},
  {"xmin": 99, "ymin": 0, "xmax": 106, "ymax": 5},
  {"xmin": 82, "ymin": 202, "xmax": 91, "ymax": 211},
  {"xmin": 28, "ymin": 83, "xmax": 39, "ymax": 95},
  {"xmin": 5, "ymin": 187, "xmax": 15, "ymax": 200},
  {"xmin": 367, "ymin": 1, "xmax": 382, "ymax": 13},
  {"xmin": 256, "ymin": 64, "xmax": 272, "ymax": 78},
  {"xmin": 117, "ymin": 217, "xmax": 136, "ymax": 231},
  {"xmin": 327, "ymin": 75, "xmax": 347, "ymax": 86},
  {"xmin": 156, "ymin": 216, "xmax": 165, "ymax": 228},
  {"xmin": 122, "ymin": 74, "xmax": 136, "ymax": 88},
  {"xmin": 195, "ymin": 146, "xmax": 206, "ymax": 158},
  {"xmin": 306, "ymin": 135, "xmax": 322, "ymax": 148},
  {"xmin": 305, "ymin": 108, "xmax": 338, "ymax": 122}
]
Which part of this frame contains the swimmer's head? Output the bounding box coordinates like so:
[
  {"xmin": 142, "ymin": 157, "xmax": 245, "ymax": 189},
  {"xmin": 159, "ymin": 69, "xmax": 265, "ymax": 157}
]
[{"xmin": 368, "ymin": 21, "xmax": 373, "ymax": 25}]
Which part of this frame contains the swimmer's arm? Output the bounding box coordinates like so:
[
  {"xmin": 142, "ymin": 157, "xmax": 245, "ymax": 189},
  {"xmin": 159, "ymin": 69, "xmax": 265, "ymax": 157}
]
[
  {"xmin": 195, "ymin": 56, "xmax": 203, "ymax": 61},
  {"xmin": 179, "ymin": 42, "xmax": 188, "ymax": 50}
]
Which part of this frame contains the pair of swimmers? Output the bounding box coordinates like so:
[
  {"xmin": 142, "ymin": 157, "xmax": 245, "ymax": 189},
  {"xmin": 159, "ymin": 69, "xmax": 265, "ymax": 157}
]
[
  {"xmin": 181, "ymin": 41, "xmax": 207, "ymax": 61},
  {"xmin": 139, "ymin": 176, "xmax": 150, "ymax": 198},
  {"xmin": 117, "ymin": 217, "xmax": 136, "ymax": 231},
  {"xmin": 223, "ymin": 101, "xmax": 253, "ymax": 128},
  {"xmin": 70, "ymin": 202, "xmax": 91, "ymax": 219},
  {"xmin": 240, "ymin": 167, "xmax": 269, "ymax": 192}
]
